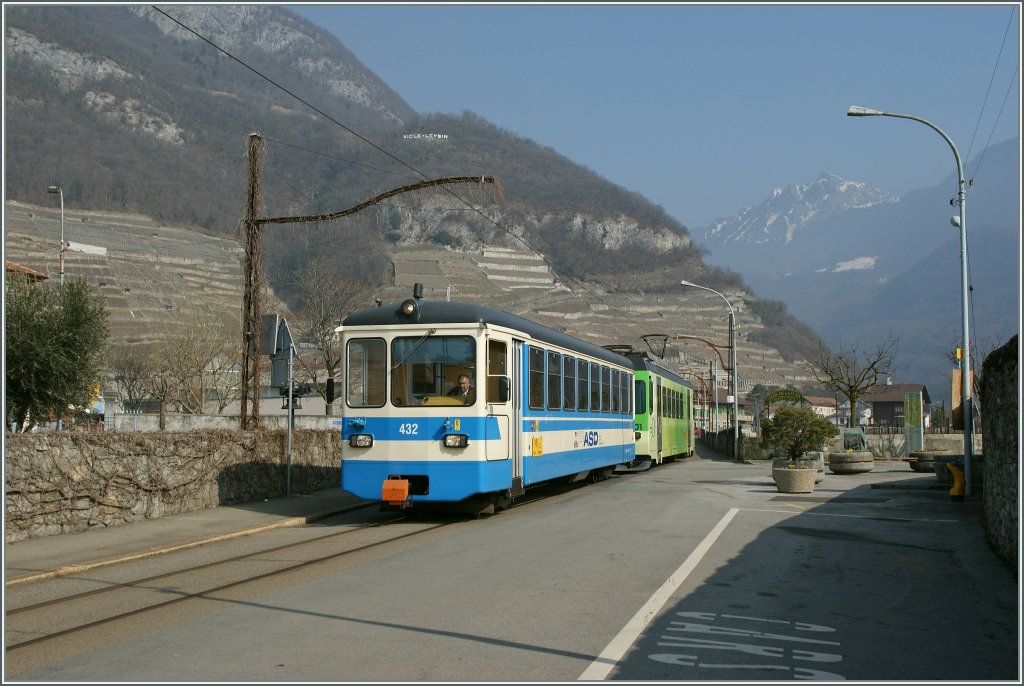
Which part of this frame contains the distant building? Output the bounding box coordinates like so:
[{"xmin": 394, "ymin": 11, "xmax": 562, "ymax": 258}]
[
  {"xmin": 835, "ymin": 399, "xmax": 872, "ymax": 428},
  {"xmin": 4, "ymin": 260, "xmax": 48, "ymax": 282},
  {"xmin": 863, "ymin": 383, "xmax": 931, "ymax": 427},
  {"xmin": 803, "ymin": 394, "xmax": 840, "ymax": 423}
]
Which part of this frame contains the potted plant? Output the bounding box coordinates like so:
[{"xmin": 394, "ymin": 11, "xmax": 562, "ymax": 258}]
[{"xmin": 760, "ymin": 407, "xmax": 839, "ymax": 492}]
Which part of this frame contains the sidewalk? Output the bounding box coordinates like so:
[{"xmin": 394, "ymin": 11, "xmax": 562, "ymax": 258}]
[{"xmin": 4, "ymin": 488, "xmax": 368, "ymax": 587}]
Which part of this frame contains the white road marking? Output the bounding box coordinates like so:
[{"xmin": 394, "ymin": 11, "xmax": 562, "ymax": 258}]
[
  {"xmin": 577, "ymin": 507, "xmax": 739, "ymax": 681},
  {"xmin": 579, "ymin": 504, "xmax": 956, "ymax": 680}
]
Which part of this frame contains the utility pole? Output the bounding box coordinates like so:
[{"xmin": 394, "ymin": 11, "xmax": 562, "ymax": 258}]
[
  {"xmin": 236, "ymin": 130, "xmax": 502, "ymax": 431},
  {"xmin": 240, "ymin": 133, "xmax": 263, "ymax": 430}
]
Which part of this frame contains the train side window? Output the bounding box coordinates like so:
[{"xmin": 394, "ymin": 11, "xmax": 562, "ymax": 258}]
[
  {"xmin": 563, "ymin": 355, "xmax": 576, "ymax": 410},
  {"xmin": 622, "ymin": 372, "xmax": 632, "ymax": 415},
  {"xmin": 590, "ymin": 361, "xmax": 601, "ymax": 411},
  {"xmin": 601, "ymin": 365, "xmax": 611, "ymax": 412},
  {"xmin": 634, "ymin": 378, "xmax": 646, "ymax": 415},
  {"xmin": 547, "ymin": 351, "xmax": 562, "ymax": 410},
  {"xmin": 577, "ymin": 358, "xmax": 589, "ymax": 412},
  {"xmin": 610, "ymin": 369, "xmax": 620, "ymax": 413},
  {"xmin": 487, "ymin": 340, "xmax": 509, "ymax": 403},
  {"xmin": 346, "ymin": 338, "xmax": 386, "ymax": 408},
  {"xmin": 528, "ymin": 346, "xmax": 545, "ymax": 410}
]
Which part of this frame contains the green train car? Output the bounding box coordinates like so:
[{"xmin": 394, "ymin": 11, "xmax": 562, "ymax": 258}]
[{"xmin": 621, "ymin": 350, "xmax": 695, "ymax": 470}]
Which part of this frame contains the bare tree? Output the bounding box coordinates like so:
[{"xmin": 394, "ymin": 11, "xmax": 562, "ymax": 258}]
[
  {"xmin": 206, "ymin": 352, "xmax": 242, "ymax": 414},
  {"xmin": 289, "ymin": 257, "xmax": 370, "ymax": 416},
  {"xmin": 154, "ymin": 304, "xmax": 240, "ymax": 415},
  {"xmin": 143, "ymin": 344, "xmax": 178, "ymax": 430},
  {"xmin": 808, "ymin": 335, "xmax": 898, "ymax": 428},
  {"xmin": 108, "ymin": 343, "xmax": 154, "ymax": 412}
]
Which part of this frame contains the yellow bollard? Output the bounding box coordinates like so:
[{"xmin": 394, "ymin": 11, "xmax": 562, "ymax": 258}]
[{"xmin": 948, "ymin": 463, "xmax": 965, "ymax": 502}]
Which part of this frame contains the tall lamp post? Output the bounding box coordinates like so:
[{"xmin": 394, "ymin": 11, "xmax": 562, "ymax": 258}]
[
  {"xmin": 680, "ymin": 280, "xmax": 738, "ymax": 460},
  {"xmin": 47, "ymin": 185, "xmax": 66, "ymax": 288},
  {"xmin": 847, "ymin": 105, "xmax": 973, "ymax": 495}
]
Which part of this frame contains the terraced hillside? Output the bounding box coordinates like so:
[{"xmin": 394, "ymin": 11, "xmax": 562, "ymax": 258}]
[
  {"xmin": 5, "ymin": 201, "xmax": 816, "ymax": 397},
  {"xmin": 383, "ymin": 246, "xmax": 816, "ymax": 394},
  {"xmin": 3, "ymin": 201, "xmax": 289, "ymax": 346}
]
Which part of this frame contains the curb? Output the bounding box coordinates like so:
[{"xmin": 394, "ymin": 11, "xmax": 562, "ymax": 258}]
[{"xmin": 4, "ymin": 504, "xmax": 365, "ymax": 588}]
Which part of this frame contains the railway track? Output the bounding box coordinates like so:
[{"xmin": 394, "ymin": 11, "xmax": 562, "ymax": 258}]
[
  {"xmin": 4, "ymin": 479, "xmax": 580, "ymax": 658},
  {"xmin": 4, "ymin": 514, "xmax": 453, "ymax": 654}
]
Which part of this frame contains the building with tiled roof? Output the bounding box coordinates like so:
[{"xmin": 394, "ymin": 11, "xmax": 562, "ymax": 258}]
[
  {"xmin": 863, "ymin": 383, "xmax": 931, "ymax": 427},
  {"xmin": 5, "ymin": 260, "xmax": 48, "ymax": 282}
]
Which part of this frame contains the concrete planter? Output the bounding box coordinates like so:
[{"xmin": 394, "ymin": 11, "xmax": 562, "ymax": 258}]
[
  {"xmin": 909, "ymin": 449, "xmax": 955, "ymax": 474},
  {"xmin": 773, "ymin": 456, "xmax": 824, "ymax": 484},
  {"xmin": 772, "ymin": 467, "xmax": 817, "ymax": 493},
  {"xmin": 827, "ymin": 451, "xmax": 874, "ymax": 474}
]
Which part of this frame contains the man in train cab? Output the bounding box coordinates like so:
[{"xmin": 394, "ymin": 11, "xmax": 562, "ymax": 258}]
[{"xmin": 447, "ymin": 373, "xmax": 476, "ymax": 404}]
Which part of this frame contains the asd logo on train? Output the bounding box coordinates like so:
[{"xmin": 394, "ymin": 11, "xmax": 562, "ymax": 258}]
[{"xmin": 575, "ymin": 430, "xmax": 602, "ymax": 448}]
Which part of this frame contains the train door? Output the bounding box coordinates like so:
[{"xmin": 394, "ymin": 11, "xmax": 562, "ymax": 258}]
[
  {"xmin": 655, "ymin": 377, "xmax": 664, "ymax": 460},
  {"xmin": 510, "ymin": 340, "xmax": 524, "ymax": 494},
  {"xmin": 485, "ymin": 336, "xmax": 511, "ymax": 460}
]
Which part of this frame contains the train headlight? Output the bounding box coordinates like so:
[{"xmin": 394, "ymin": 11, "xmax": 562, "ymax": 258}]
[
  {"xmin": 400, "ymin": 299, "xmax": 418, "ymax": 317},
  {"xmin": 442, "ymin": 434, "xmax": 469, "ymax": 448},
  {"xmin": 349, "ymin": 434, "xmax": 373, "ymax": 448}
]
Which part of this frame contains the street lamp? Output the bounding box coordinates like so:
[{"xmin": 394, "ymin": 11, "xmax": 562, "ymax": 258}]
[
  {"xmin": 47, "ymin": 185, "xmax": 65, "ymax": 288},
  {"xmin": 680, "ymin": 280, "xmax": 739, "ymax": 460},
  {"xmin": 847, "ymin": 105, "xmax": 973, "ymax": 495}
]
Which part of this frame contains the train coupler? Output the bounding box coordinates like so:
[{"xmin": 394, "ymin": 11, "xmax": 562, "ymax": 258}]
[{"xmin": 382, "ymin": 476, "xmax": 411, "ymax": 507}]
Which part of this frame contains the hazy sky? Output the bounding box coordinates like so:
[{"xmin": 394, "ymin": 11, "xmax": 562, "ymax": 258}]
[{"xmin": 291, "ymin": 3, "xmax": 1020, "ymax": 228}]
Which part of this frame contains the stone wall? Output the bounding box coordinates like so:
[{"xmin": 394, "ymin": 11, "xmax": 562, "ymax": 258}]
[
  {"xmin": 734, "ymin": 430, "xmax": 981, "ymax": 461},
  {"xmin": 979, "ymin": 334, "xmax": 1018, "ymax": 575},
  {"xmin": 4, "ymin": 429, "xmax": 341, "ymax": 543}
]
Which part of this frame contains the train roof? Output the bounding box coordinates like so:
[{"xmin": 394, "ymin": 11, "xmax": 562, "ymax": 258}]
[
  {"xmin": 343, "ymin": 298, "xmax": 630, "ymax": 367},
  {"xmin": 622, "ymin": 351, "xmax": 691, "ymax": 388}
]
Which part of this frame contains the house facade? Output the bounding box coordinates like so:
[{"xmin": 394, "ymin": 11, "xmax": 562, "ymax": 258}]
[{"xmin": 863, "ymin": 383, "xmax": 931, "ymax": 427}]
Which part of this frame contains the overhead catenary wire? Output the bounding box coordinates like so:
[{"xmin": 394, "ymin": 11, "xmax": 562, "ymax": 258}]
[
  {"xmin": 963, "ymin": 4, "xmax": 1017, "ymax": 170},
  {"xmin": 148, "ymin": 5, "xmax": 657, "ymax": 345}
]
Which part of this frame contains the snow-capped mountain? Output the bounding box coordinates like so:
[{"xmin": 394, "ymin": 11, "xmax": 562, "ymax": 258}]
[
  {"xmin": 694, "ymin": 137, "xmax": 1019, "ymax": 409},
  {"xmin": 701, "ymin": 172, "xmax": 898, "ymax": 248}
]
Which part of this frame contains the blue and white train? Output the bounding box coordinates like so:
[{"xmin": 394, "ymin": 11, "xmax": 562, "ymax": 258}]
[{"xmin": 336, "ymin": 285, "xmax": 635, "ymax": 513}]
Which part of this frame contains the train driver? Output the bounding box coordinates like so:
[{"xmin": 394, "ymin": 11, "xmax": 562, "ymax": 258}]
[{"xmin": 446, "ymin": 373, "xmax": 476, "ymax": 404}]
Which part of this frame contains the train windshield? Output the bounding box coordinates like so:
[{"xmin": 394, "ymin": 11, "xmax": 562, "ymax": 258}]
[{"xmin": 391, "ymin": 335, "xmax": 476, "ymax": 407}]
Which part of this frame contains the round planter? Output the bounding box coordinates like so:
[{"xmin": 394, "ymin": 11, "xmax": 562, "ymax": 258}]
[
  {"xmin": 827, "ymin": 451, "xmax": 874, "ymax": 474},
  {"xmin": 909, "ymin": 449, "xmax": 954, "ymax": 474},
  {"xmin": 774, "ymin": 456, "xmax": 824, "ymax": 484},
  {"xmin": 772, "ymin": 467, "xmax": 816, "ymax": 493}
]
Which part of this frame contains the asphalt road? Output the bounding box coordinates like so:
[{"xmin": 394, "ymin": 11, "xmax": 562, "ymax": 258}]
[{"xmin": 7, "ymin": 446, "xmax": 1018, "ymax": 682}]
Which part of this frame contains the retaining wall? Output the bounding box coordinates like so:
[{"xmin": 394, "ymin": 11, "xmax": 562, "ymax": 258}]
[
  {"xmin": 979, "ymin": 334, "xmax": 1018, "ymax": 576},
  {"xmin": 4, "ymin": 429, "xmax": 340, "ymax": 543}
]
